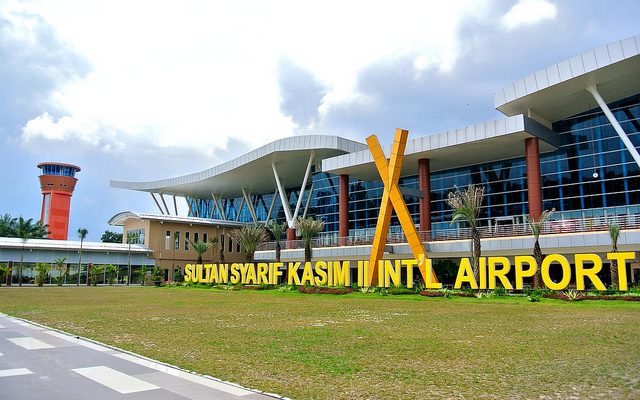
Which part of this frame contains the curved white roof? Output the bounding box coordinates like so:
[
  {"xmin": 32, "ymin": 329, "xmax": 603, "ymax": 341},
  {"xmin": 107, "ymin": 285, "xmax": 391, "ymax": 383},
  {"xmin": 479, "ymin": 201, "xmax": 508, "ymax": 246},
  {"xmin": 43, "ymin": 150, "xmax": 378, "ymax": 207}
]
[
  {"xmin": 111, "ymin": 135, "xmax": 366, "ymax": 197},
  {"xmin": 495, "ymin": 35, "xmax": 640, "ymax": 122},
  {"xmin": 108, "ymin": 211, "xmax": 246, "ymax": 227}
]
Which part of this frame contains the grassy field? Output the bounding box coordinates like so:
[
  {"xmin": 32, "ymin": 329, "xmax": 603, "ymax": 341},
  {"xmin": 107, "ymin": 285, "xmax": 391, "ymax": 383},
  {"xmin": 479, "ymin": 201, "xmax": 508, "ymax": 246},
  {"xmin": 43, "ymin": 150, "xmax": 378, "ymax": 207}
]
[{"xmin": 1, "ymin": 287, "xmax": 639, "ymax": 399}]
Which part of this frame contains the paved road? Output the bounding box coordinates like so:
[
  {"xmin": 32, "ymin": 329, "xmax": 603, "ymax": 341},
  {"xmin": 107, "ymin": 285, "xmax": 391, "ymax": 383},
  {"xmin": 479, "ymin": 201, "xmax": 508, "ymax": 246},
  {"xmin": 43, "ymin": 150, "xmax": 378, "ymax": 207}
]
[{"xmin": 0, "ymin": 313, "xmax": 280, "ymax": 400}]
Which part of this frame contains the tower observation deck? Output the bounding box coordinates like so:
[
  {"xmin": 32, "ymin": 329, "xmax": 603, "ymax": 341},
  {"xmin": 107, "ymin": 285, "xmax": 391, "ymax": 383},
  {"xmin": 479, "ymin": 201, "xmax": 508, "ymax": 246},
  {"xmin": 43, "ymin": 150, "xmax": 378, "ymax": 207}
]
[{"xmin": 37, "ymin": 162, "xmax": 81, "ymax": 240}]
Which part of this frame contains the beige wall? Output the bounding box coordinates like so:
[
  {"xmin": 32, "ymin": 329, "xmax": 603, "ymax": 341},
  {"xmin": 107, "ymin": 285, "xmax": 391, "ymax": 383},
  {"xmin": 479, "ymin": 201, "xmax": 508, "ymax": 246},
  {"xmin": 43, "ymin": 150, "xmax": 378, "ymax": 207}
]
[{"xmin": 122, "ymin": 219, "xmax": 245, "ymax": 279}]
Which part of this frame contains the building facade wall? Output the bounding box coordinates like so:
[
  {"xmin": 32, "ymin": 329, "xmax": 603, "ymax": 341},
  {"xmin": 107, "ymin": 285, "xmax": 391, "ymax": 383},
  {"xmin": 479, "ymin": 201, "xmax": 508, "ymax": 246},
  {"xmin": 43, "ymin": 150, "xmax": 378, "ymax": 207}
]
[
  {"xmin": 122, "ymin": 219, "xmax": 245, "ymax": 278},
  {"xmin": 183, "ymin": 93, "xmax": 640, "ymax": 241}
]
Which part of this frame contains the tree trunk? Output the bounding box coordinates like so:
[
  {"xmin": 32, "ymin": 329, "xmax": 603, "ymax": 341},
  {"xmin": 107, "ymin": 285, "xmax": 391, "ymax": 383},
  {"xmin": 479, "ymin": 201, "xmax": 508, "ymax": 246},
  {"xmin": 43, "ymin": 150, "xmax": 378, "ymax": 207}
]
[
  {"xmin": 471, "ymin": 227, "xmax": 480, "ymax": 282},
  {"xmin": 533, "ymin": 239, "xmax": 543, "ymax": 288},
  {"xmin": 610, "ymin": 244, "xmax": 619, "ymax": 289},
  {"xmin": 87, "ymin": 264, "xmax": 92, "ymax": 286},
  {"xmin": 304, "ymin": 240, "xmax": 311, "ymax": 263},
  {"xmin": 19, "ymin": 249, "xmax": 24, "ymax": 287},
  {"xmin": 6, "ymin": 261, "xmax": 13, "ymax": 286},
  {"xmin": 275, "ymin": 241, "xmax": 281, "ymax": 263}
]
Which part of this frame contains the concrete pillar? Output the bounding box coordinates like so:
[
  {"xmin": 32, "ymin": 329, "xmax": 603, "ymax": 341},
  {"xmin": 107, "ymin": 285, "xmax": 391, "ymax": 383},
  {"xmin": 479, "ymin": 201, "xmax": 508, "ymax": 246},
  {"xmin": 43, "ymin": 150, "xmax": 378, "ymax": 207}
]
[
  {"xmin": 418, "ymin": 159, "xmax": 431, "ymax": 237},
  {"xmin": 525, "ymin": 137, "xmax": 543, "ymax": 221},
  {"xmin": 339, "ymin": 174, "xmax": 349, "ymax": 244},
  {"xmin": 287, "ymin": 228, "xmax": 297, "ymax": 241}
]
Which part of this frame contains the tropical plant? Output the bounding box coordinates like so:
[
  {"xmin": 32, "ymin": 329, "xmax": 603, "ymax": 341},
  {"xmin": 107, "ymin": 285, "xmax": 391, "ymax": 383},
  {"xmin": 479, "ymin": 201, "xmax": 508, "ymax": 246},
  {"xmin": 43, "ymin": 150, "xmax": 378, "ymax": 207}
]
[
  {"xmin": 101, "ymin": 230, "xmax": 123, "ymax": 243},
  {"xmin": 77, "ymin": 228, "xmax": 88, "ymax": 285},
  {"xmin": 562, "ymin": 289, "xmax": 583, "ymax": 301},
  {"xmin": 295, "ymin": 217, "xmax": 325, "ymax": 262},
  {"xmin": 52, "ymin": 257, "xmax": 67, "ymax": 286},
  {"xmin": 16, "ymin": 217, "xmax": 47, "ymax": 286},
  {"xmin": 446, "ymin": 184, "xmax": 485, "ymax": 281},
  {"xmin": 187, "ymin": 239, "xmax": 212, "ymax": 264},
  {"xmin": 34, "ymin": 263, "xmax": 50, "ymax": 287},
  {"xmin": 139, "ymin": 267, "xmax": 148, "ymax": 286},
  {"xmin": 91, "ymin": 265, "xmax": 105, "ymax": 286},
  {"xmin": 294, "ymin": 217, "xmax": 325, "ymax": 262},
  {"xmin": 527, "ymin": 208, "xmax": 555, "ymax": 288},
  {"xmin": 126, "ymin": 231, "xmax": 139, "ymax": 286},
  {"xmin": 0, "ymin": 263, "xmax": 8, "ymax": 286},
  {"xmin": 229, "ymin": 224, "xmax": 269, "ymax": 262},
  {"xmin": 608, "ymin": 223, "xmax": 621, "ymax": 288},
  {"xmin": 104, "ymin": 264, "xmax": 117, "ymax": 285},
  {"xmin": 266, "ymin": 221, "xmax": 287, "ymax": 263},
  {"xmin": 0, "ymin": 214, "xmax": 16, "ymax": 236}
]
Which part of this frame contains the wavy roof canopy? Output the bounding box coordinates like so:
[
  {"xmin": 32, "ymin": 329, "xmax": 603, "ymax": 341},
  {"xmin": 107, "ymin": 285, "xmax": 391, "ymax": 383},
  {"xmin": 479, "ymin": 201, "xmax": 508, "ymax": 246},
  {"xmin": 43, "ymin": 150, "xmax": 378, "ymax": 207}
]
[
  {"xmin": 495, "ymin": 35, "xmax": 640, "ymax": 122},
  {"xmin": 111, "ymin": 135, "xmax": 366, "ymax": 198}
]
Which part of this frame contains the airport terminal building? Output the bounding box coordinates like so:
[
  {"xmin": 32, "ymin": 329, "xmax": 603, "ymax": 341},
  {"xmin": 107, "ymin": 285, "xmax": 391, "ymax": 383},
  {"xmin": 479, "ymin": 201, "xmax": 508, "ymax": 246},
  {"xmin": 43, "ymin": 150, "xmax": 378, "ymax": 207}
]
[{"xmin": 111, "ymin": 36, "xmax": 640, "ymax": 281}]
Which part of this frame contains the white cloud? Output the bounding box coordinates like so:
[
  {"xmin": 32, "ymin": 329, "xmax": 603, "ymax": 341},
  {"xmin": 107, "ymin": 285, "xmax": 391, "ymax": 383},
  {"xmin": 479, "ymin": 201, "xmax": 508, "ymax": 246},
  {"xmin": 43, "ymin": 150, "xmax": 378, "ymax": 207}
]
[
  {"xmin": 502, "ymin": 0, "xmax": 557, "ymax": 30},
  {"xmin": 7, "ymin": 0, "xmax": 492, "ymax": 156}
]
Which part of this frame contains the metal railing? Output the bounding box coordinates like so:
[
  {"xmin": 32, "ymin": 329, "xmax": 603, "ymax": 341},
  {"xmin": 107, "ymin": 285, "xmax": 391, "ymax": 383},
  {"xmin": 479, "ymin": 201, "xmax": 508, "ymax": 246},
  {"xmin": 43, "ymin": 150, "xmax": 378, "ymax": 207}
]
[{"xmin": 255, "ymin": 214, "xmax": 640, "ymax": 251}]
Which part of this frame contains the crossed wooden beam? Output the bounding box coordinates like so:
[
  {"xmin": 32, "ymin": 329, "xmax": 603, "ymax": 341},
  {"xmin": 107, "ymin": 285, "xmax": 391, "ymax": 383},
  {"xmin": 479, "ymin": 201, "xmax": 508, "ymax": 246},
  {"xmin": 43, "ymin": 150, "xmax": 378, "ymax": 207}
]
[{"xmin": 366, "ymin": 128, "xmax": 438, "ymax": 286}]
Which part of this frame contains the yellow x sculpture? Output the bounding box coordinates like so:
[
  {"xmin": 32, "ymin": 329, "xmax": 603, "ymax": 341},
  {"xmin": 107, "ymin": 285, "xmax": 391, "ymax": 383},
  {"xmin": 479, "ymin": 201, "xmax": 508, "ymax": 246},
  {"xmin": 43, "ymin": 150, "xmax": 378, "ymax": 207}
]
[{"xmin": 367, "ymin": 128, "xmax": 438, "ymax": 286}]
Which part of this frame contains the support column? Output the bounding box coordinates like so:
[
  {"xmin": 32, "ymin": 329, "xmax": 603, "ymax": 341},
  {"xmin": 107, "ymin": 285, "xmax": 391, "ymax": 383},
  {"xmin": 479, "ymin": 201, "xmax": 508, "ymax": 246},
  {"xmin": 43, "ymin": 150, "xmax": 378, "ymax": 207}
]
[
  {"xmin": 287, "ymin": 228, "xmax": 297, "ymax": 242},
  {"xmin": 525, "ymin": 137, "xmax": 543, "ymax": 221},
  {"xmin": 339, "ymin": 174, "xmax": 349, "ymax": 244},
  {"xmin": 418, "ymin": 159, "xmax": 431, "ymax": 238}
]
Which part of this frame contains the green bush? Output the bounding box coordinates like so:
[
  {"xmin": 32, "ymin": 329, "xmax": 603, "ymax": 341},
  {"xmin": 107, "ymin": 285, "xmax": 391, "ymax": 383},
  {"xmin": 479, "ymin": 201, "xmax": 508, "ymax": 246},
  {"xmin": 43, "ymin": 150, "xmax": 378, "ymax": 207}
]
[
  {"xmin": 527, "ymin": 294, "xmax": 541, "ymax": 302},
  {"xmin": 34, "ymin": 263, "xmax": 50, "ymax": 287},
  {"xmin": 493, "ymin": 286, "xmax": 507, "ymax": 296},
  {"xmin": 387, "ymin": 287, "xmax": 415, "ymax": 295}
]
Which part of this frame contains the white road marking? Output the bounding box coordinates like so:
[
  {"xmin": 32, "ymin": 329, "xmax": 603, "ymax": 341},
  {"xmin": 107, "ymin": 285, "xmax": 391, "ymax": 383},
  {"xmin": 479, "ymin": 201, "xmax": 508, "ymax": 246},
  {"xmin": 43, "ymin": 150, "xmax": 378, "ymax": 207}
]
[
  {"xmin": 113, "ymin": 353, "xmax": 255, "ymax": 396},
  {"xmin": 0, "ymin": 368, "xmax": 33, "ymax": 378},
  {"xmin": 0, "ymin": 323, "xmax": 5, "ymax": 328},
  {"xmin": 43, "ymin": 330, "xmax": 111, "ymax": 352},
  {"xmin": 0, "ymin": 352, "xmax": 4, "ymax": 356},
  {"xmin": 72, "ymin": 366, "xmax": 160, "ymax": 394},
  {"xmin": 7, "ymin": 337, "xmax": 55, "ymax": 350}
]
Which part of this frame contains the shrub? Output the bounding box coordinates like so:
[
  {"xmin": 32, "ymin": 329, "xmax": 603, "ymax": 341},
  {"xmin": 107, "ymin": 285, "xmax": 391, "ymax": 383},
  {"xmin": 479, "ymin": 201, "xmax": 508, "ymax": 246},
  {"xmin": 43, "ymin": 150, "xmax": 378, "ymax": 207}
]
[
  {"xmin": 493, "ymin": 286, "xmax": 507, "ymax": 297},
  {"xmin": 387, "ymin": 287, "xmax": 415, "ymax": 295},
  {"xmin": 527, "ymin": 294, "xmax": 541, "ymax": 302},
  {"xmin": 298, "ymin": 286, "xmax": 354, "ymax": 295},
  {"xmin": 562, "ymin": 290, "xmax": 583, "ymax": 301}
]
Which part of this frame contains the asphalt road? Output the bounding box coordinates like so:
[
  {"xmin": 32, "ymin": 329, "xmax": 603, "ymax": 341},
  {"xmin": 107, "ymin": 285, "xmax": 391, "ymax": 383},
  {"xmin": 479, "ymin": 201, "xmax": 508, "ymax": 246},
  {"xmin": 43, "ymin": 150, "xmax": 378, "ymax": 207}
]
[{"xmin": 0, "ymin": 313, "xmax": 279, "ymax": 400}]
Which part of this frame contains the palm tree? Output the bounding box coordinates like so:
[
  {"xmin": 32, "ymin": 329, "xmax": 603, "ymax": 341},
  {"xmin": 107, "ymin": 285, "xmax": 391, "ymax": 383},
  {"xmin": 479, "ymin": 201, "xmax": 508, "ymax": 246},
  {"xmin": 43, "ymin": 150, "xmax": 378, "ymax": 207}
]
[
  {"xmin": 266, "ymin": 221, "xmax": 287, "ymax": 262},
  {"xmin": 294, "ymin": 217, "xmax": 325, "ymax": 263},
  {"xmin": 15, "ymin": 217, "xmax": 43, "ymax": 286},
  {"xmin": 126, "ymin": 231, "xmax": 139, "ymax": 286},
  {"xmin": 77, "ymin": 228, "xmax": 88, "ymax": 285},
  {"xmin": 229, "ymin": 224, "xmax": 269, "ymax": 262},
  {"xmin": 527, "ymin": 208, "xmax": 554, "ymax": 288},
  {"xmin": 187, "ymin": 239, "xmax": 211, "ymax": 264},
  {"xmin": 608, "ymin": 223, "xmax": 621, "ymax": 289},
  {"xmin": 446, "ymin": 184, "xmax": 485, "ymax": 281},
  {"xmin": 0, "ymin": 214, "xmax": 17, "ymax": 236},
  {"xmin": 53, "ymin": 257, "xmax": 67, "ymax": 286}
]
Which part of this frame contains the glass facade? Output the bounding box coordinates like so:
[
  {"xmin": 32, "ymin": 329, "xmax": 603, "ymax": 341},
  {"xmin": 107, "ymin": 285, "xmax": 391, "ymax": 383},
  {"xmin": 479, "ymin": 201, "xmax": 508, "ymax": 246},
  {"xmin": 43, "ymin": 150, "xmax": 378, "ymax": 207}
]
[
  {"xmin": 186, "ymin": 93, "xmax": 640, "ymax": 240},
  {"xmin": 39, "ymin": 164, "xmax": 78, "ymax": 177}
]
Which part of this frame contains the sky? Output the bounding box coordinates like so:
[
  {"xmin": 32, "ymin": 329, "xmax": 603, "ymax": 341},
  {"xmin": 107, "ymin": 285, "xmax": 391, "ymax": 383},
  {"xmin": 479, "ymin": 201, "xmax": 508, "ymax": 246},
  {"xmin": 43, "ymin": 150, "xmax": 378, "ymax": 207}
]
[{"xmin": 0, "ymin": 0, "xmax": 639, "ymax": 241}]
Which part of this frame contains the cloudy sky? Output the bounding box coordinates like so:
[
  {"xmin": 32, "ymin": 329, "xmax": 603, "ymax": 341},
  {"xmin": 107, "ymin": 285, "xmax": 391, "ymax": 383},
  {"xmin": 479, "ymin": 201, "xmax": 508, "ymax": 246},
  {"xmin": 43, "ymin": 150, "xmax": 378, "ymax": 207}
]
[{"xmin": 1, "ymin": 0, "xmax": 638, "ymax": 241}]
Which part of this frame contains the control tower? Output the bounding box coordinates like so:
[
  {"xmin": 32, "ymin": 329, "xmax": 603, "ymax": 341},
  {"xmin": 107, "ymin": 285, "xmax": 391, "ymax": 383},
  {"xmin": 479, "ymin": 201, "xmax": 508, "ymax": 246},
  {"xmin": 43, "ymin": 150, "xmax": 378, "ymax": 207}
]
[{"xmin": 37, "ymin": 162, "xmax": 81, "ymax": 240}]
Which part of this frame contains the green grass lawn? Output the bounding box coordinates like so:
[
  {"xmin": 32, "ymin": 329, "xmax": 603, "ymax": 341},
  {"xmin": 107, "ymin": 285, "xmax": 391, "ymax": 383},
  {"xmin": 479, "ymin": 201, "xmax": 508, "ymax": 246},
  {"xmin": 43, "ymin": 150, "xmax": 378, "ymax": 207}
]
[{"xmin": 1, "ymin": 286, "xmax": 639, "ymax": 399}]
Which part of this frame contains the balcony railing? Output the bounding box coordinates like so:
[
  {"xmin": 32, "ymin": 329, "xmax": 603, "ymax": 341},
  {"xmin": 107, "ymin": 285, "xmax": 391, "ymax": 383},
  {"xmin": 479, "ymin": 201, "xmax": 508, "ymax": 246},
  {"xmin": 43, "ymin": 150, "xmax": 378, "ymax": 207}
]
[{"xmin": 256, "ymin": 214, "xmax": 640, "ymax": 251}]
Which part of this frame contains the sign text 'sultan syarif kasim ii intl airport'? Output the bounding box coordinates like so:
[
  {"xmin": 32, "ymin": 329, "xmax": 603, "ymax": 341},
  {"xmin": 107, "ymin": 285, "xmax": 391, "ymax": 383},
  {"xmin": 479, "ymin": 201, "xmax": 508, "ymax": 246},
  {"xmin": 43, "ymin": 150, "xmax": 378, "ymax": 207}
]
[{"xmin": 109, "ymin": 35, "xmax": 640, "ymax": 289}]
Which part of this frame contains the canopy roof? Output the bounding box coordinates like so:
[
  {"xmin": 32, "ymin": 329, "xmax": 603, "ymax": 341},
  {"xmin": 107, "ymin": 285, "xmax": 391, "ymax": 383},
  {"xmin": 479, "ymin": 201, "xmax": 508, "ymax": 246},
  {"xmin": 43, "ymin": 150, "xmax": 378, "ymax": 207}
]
[{"xmin": 495, "ymin": 35, "xmax": 640, "ymax": 122}]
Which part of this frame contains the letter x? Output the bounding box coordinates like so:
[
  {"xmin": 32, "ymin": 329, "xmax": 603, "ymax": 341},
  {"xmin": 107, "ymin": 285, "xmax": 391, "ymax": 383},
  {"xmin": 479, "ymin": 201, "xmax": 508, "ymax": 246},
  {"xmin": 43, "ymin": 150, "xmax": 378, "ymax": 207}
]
[{"xmin": 367, "ymin": 128, "xmax": 437, "ymax": 286}]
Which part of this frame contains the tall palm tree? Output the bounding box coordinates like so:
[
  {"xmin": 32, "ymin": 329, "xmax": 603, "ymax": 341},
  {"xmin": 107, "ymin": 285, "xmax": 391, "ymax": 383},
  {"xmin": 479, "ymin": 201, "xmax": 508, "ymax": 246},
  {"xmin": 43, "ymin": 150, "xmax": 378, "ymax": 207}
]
[
  {"xmin": 608, "ymin": 223, "xmax": 621, "ymax": 289},
  {"xmin": 187, "ymin": 239, "xmax": 211, "ymax": 264},
  {"xmin": 527, "ymin": 208, "xmax": 554, "ymax": 288},
  {"xmin": 77, "ymin": 228, "xmax": 88, "ymax": 286},
  {"xmin": 229, "ymin": 224, "xmax": 269, "ymax": 262},
  {"xmin": 266, "ymin": 221, "xmax": 287, "ymax": 262},
  {"xmin": 15, "ymin": 217, "xmax": 42, "ymax": 286},
  {"xmin": 446, "ymin": 184, "xmax": 485, "ymax": 281},
  {"xmin": 0, "ymin": 214, "xmax": 17, "ymax": 237},
  {"xmin": 126, "ymin": 231, "xmax": 139, "ymax": 286},
  {"xmin": 295, "ymin": 217, "xmax": 325, "ymax": 263}
]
